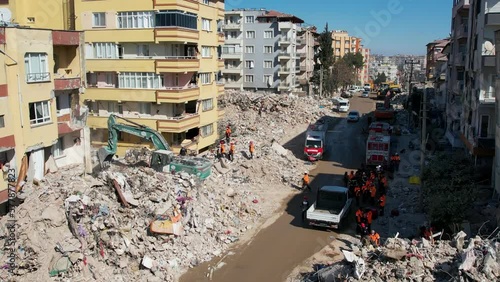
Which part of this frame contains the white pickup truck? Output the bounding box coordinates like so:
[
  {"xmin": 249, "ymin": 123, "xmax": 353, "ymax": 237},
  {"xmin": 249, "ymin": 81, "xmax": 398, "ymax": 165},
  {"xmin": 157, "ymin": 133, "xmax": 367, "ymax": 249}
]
[{"xmin": 305, "ymin": 186, "xmax": 352, "ymax": 229}]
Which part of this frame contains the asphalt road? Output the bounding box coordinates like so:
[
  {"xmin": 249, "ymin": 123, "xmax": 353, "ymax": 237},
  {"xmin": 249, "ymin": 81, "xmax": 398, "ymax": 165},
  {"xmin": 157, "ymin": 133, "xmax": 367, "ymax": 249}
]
[{"xmin": 180, "ymin": 95, "xmax": 375, "ymax": 282}]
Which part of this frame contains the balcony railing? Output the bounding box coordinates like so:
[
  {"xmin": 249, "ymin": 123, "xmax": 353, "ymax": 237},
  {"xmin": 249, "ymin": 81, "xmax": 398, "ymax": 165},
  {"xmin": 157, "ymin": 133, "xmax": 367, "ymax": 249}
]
[{"xmin": 26, "ymin": 72, "xmax": 51, "ymax": 83}]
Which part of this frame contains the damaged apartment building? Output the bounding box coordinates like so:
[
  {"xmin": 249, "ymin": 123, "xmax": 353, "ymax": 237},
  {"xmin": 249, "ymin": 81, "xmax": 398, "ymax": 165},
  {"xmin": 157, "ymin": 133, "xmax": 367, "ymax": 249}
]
[{"xmin": 0, "ymin": 25, "xmax": 89, "ymax": 211}]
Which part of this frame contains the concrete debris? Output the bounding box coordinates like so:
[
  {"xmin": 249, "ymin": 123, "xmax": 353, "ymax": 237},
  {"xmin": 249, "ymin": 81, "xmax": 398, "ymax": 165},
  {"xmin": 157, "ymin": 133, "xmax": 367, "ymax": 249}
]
[
  {"xmin": 0, "ymin": 90, "xmax": 333, "ymax": 281},
  {"xmin": 303, "ymin": 235, "xmax": 500, "ymax": 282}
]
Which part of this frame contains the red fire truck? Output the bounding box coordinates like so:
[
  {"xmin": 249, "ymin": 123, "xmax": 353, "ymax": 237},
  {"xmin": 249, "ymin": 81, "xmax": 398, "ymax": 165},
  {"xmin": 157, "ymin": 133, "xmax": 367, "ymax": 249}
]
[
  {"xmin": 366, "ymin": 122, "xmax": 391, "ymax": 166},
  {"xmin": 304, "ymin": 121, "xmax": 328, "ymax": 161}
]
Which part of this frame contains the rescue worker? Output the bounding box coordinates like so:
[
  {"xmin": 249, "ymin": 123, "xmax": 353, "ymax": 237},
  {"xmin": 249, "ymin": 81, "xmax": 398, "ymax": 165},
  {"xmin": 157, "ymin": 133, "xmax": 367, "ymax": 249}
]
[
  {"xmin": 359, "ymin": 223, "xmax": 370, "ymax": 237},
  {"xmin": 364, "ymin": 209, "xmax": 373, "ymax": 231},
  {"xmin": 302, "ymin": 196, "xmax": 309, "ymax": 221},
  {"xmin": 219, "ymin": 143, "xmax": 226, "ymax": 159},
  {"xmin": 179, "ymin": 146, "xmax": 187, "ymax": 156},
  {"xmin": 355, "ymin": 208, "xmax": 363, "ymax": 224},
  {"xmin": 394, "ymin": 153, "xmax": 400, "ymax": 171},
  {"xmin": 302, "ymin": 172, "xmax": 311, "ymax": 192},
  {"xmin": 249, "ymin": 141, "xmax": 255, "ymax": 159},
  {"xmin": 228, "ymin": 142, "xmax": 235, "ymax": 161},
  {"xmin": 348, "ymin": 171, "xmax": 355, "ymax": 180},
  {"xmin": 354, "ymin": 185, "xmax": 361, "ymax": 206},
  {"xmin": 362, "ymin": 180, "xmax": 371, "ymax": 203},
  {"xmin": 369, "ymin": 183, "xmax": 377, "ymax": 205},
  {"xmin": 378, "ymin": 194, "xmax": 386, "ymax": 216},
  {"xmin": 369, "ymin": 230, "xmax": 381, "ymax": 247},
  {"xmin": 225, "ymin": 125, "xmax": 231, "ymax": 142}
]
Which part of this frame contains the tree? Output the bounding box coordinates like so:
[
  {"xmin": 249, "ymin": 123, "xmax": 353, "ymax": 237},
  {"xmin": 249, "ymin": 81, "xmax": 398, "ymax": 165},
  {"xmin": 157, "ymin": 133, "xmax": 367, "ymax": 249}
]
[
  {"xmin": 310, "ymin": 23, "xmax": 334, "ymax": 97},
  {"xmin": 331, "ymin": 58, "xmax": 355, "ymax": 89},
  {"xmin": 373, "ymin": 72, "xmax": 387, "ymax": 85},
  {"xmin": 421, "ymin": 153, "xmax": 479, "ymax": 226},
  {"xmin": 339, "ymin": 52, "xmax": 364, "ymax": 85}
]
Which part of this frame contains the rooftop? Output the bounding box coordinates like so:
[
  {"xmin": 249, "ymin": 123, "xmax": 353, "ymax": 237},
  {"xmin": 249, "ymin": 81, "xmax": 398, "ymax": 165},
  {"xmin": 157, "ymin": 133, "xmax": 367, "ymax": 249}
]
[{"xmin": 256, "ymin": 10, "xmax": 304, "ymax": 23}]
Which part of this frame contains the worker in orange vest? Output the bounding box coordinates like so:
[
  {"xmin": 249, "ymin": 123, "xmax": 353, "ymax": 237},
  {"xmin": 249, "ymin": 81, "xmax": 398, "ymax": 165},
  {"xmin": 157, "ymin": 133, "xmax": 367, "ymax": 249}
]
[
  {"xmin": 355, "ymin": 208, "xmax": 363, "ymax": 224},
  {"xmin": 228, "ymin": 142, "xmax": 235, "ymax": 161},
  {"xmin": 364, "ymin": 209, "xmax": 373, "ymax": 231},
  {"xmin": 369, "ymin": 184, "xmax": 377, "ymax": 205},
  {"xmin": 302, "ymin": 172, "xmax": 311, "ymax": 192},
  {"xmin": 362, "ymin": 181, "xmax": 371, "ymax": 203},
  {"xmin": 354, "ymin": 185, "xmax": 361, "ymax": 206},
  {"xmin": 219, "ymin": 143, "xmax": 226, "ymax": 159},
  {"xmin": 348, "ymin": 171, "xmax": 355, "ymax": 180},
  {"xmin": 225, "ymin": 125, "xmax": 231, "ymax": 142},
  {"xmin": 369, "ymin": 230, "xmax": 380, "ymax": 247},
  {"xmin": 249, "ymin": 141, "xmax": 255, "ymax": 159},
  {"xmin": 378, "ymin": 194, "xmax": 386, "ymax": 216}
]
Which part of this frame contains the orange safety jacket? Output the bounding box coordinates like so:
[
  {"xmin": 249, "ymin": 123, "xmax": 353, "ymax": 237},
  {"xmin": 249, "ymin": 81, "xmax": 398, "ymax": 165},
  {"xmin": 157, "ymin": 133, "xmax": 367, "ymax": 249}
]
[
  {"xmin": 220, "ymin": 145, "xmax": 226, "ymax": 154},
  {"xmin": 230, "ymin": 144, "xmax": 235, "ymax": 153},
  {"xmin": 355, "ymin": 209, "xmax": 363, "ymax": 222},
  {"xmin": 249, "ymin": 143, "xmax": 255, "ymax": 152},
  {"xmin": 225, "ymin": 128, "xmax": 231, "ymax": 136},
  {"xmin": 302, "ymin": 175, "xmax": 310, "ymax": 184},
  {"xmin": 354, "ymin": 186, "xmax": 361, "ymax": 196},
  {"xmin": 379, "ymin": 195, "xmax": 386, "ymax": 207},
  {"xmin": 365, "ymin": 211, "xmax": 373, "ymax": 224},
  {"xmin": 370, "ymin": 185, "xmax": 377, "ymax": 197},
  {"xmin": 369, "ymin": 232, "xmax": 380, "ymax": 245}
]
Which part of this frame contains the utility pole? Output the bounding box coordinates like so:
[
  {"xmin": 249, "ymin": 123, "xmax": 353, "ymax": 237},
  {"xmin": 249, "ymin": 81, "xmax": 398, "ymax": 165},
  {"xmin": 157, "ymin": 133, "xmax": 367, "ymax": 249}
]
[
  {"xmin": 421, "ymin": 88, "xmax": 428, "ymax": 173},
  {"xmin": 319, "ymin": 64, "xmax": 323, "ymax": 98},
  {"xmin": 404, "ymin": 59, "xmax": 420, "ymax": 129}
]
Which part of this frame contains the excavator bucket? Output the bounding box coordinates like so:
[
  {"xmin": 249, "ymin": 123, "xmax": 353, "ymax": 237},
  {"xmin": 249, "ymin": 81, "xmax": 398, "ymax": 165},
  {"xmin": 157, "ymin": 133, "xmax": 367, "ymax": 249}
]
[{"xmin": 97, "ymin": 148, "xmax": 115, "ymax": 169}]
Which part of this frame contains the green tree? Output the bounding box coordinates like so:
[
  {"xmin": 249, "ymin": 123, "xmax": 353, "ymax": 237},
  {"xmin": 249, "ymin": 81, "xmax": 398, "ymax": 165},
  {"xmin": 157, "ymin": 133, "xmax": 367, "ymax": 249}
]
[
  {"xmin": 421, "ymin": 153, "xmax": 478, "ymax": 225},
  {"xmin": 340, "ymin": 52, "xmax": 364, "ymax": 85},
  {"xmin": 373, "ymin": 72, "xmax": 387, "ymax": 85},
  {"xmin": 331, "ymin": 58, "xmax": 355, "ymax": 89},
  {"xmin": 310, "ymin": 23, "xmax": 334, "ymax": 97}
]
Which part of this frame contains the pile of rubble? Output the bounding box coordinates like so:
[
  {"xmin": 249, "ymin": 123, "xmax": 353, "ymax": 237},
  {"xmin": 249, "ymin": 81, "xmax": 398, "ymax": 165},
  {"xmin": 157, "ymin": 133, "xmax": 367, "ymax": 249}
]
[
  {"xmin": 0, "ymin": 91, "xmax": 334, "ymax": 281},
  {"xmin": 301, "ymin": 233, "xmax": 500, "ymax": 282}
]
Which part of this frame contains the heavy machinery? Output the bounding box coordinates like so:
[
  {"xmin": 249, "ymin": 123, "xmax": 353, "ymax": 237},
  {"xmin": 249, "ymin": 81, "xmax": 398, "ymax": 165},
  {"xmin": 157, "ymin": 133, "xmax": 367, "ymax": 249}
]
[{"xmin": 97, "ymin": 114, "xmax": 212, "ymax": 179}]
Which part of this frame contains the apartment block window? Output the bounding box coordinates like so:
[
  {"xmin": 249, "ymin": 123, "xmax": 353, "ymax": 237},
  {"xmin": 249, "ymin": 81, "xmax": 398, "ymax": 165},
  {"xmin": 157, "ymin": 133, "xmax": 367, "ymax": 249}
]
[
  {"xmin": 200, "ymin": 123, "xmax": 214, "ymax": 137},
  {"xmin": 263, "ymin": 61, "xmax": 273, "ymax": 68},
  {"xmin": 29, "ymin": 100, "xmax": 51, "ymax": 125},
  {"xmin": 117, "ymin": 11, "xmax": 154, "ymax": 28},
  {"xmin": 51, "ymin": 137, "xmax": 64, "ymax": 158},
  {"xmin": 199, "ymin": 73, "xmax": 211, "ymax": 84},
  {"xmin": 93, "ymin": 43, "xmax": 118, "ymax": 59},
  {"xmin": 106, "ymin": 73, "xmax": 114, "ymax": 85},
  {"xmin": 137, "ymin": 45, "xmax": 149, "ymax": 57},
  {"xmin": 264, "ymin": 30, "xmax": 273, "ymax": 39},
  {"xmin": 244, "ymin": 75, "xmax": 254, "ymax": 82},
  {"xmin": 480, "ymin": 115, "xmax": 489, "ymax": 138},
  {"xmin": 245, "ymin": 16, "xmax": 254, "ymax": 23},
  {"xmin": 155, "ymin": 11, "xmax": 197, "ymax": 29},
  {"xmin": 264, "ymin": 46, "xmax": 273, "ymax": 53},
  {"xmin": 24, "ymin": 53, "xmax": 49, "ymax": 83},
  {"xmin": 202, "ymin": 0, "xmax": 210, "ymax": 5},
  {"xmin": 245, "ymin": 60, "xmax": 254, "ymax": 69},
  {"xmin": 245, "ymin": 46, "xmax": 254, "ymax": 53},
  {"xmin": 202, "ymin": 18, "xmax": 211, "ymax": 31},
  {"xmin": 0, "ymin": 115, "xmax": 4, "ymax": 128},
  {"xmin": 92, "ymin": 12, "xmax": 106, "ymax": 27},
  {"xmin": 246, "ymin": 31, "xmax": 255, "ymax": 38},
  {"xmin": 201, "ymin": 46, "xmax": 212, "ymax": 58},
  {"xmin": 118, "ymin": 72, "xmax": 163, "ymax": 89},
  {"xmin": 139, "ymin": 103, "xmax": 152, "ymax": 115},
  {"xmin": 201, "ymin": 98, "xmax": 213, "ymax": 111},
  {"xmin": 263, "ymin": 75, "xmax": 273, "ymax": 84}
]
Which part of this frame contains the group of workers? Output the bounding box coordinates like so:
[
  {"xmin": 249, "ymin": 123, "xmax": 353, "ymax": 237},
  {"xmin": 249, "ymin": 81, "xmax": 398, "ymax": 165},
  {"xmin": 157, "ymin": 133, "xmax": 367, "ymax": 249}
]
[{"xmin": 216, "ymin": 125, "xmax": 255, "ymax": 161}]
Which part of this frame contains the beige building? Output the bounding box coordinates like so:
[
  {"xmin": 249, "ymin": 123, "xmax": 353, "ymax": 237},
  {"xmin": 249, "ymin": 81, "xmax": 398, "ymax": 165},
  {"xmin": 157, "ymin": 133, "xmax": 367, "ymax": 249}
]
[
  {"xmin": 359, "ymin": 47, "xmax": 370, "ymax": 85},
  {"xmin": 331, "ymin": 30, "xmax": 362, "ymax": 59}
]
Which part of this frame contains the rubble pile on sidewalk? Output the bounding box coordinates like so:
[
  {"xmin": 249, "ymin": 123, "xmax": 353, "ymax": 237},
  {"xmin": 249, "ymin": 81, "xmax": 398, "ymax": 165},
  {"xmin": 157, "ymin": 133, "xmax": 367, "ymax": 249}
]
[
  {"xmin": 301, "ymin": 234, "xmax": 500, "ymax": 282},
  {"xmin": 0, "ymin": 90, "xmax": 333, "ymax": 281}
]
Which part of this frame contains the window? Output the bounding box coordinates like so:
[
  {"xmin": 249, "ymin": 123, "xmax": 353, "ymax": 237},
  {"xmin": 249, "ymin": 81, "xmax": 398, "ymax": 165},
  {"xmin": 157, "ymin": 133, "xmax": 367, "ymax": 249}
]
[
  {"xmin": 263, "ymin": 61, "xmax": 273, "ymax": 68},
  {"xmin": 139, "ymin": 103, "xmax": 152, "ymax": 115},
  {"xmin": 0, "ymin": 115, "xmax": 4, "ymax": 128},
  {"xmin": 245, "ymin": 46, "xmax": 254, "ymax": 53},
  {"xmin": 105, "ymin": 73, "xmax": 114, "ymax": 85},
  {"xmin": 29, "ymin": 100, "xmax": 51, "ymax": 125},
  {"xmin": 201, "ymin": 46, "xmax": 212, "ymax": 58},
  {"xmin": 92, "ymin": 12, "xmax": 106, "ymax": 27},
  {"xmin": 245, "ymin": 16, "xmax": 254, "ymax": 23},
  {"xmin": 264, "ymin": 46, "xmax": 273, "ymax": 53},
  {"xmin": 246, "ymin": 31, "xmax": 255, "ymax": 38},
  {"xmin": 199, "ymin": 73, "xmax": 211, "ymax": 84},
  {"xmin": 245, "ymin": 60, "xmax": 254, "ymax": 69},
  {"xmin": 202, "ymin": 18, "xmax": 211, "ymax": 31},
  {"xmin": 244, "ymin": 75, "xmax": 254, "ymax": 82},
  {"xmin": 118, "ymin": 72, "xmax": 164, "ymax": 89},
  {"xmin": 202, "ymin": 0, "xmax": 209, "ymax": 4},
  {"xmin": 480, "ymin": 115, "xmax": 489, "ymax": 138},
  {"xmin": 92, "ymin": 43, "xmax": 118, "ymax": 59},
  {"xmin": 137, "ymin": 45, "xmax": 149, "ymax": 57},
  {"xmin": 51, "ymin": 137, "xmax": 64, "ymax": 158},
  {"xmin": 117, "ymin": 11, "xmax": 154, "ymax": 28},
  {"xmin": 201, "ymin": 99, "xmax": 213, "ymax": 111},
  {"xmin": 200, "ymin": 123, "xmax": 213, "ymax": 137},
  {"xmin": 264, "ymin": 30, "xmax": 273, "ymax": 39},
  {"xmin": 263, "ymin": 75, "xmax": 273, "ymax": 85},
  {"xmin": 155, "ymin": 10, "xmax": 197, "ymax": 29},
  {"xmin": 24, "ymin": 53, "xmax": 49, "ymax": 83}
]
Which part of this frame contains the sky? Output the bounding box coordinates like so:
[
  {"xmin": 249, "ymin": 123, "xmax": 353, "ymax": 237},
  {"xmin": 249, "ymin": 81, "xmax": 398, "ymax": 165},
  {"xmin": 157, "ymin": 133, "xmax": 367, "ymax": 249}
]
[{"xmin": 225, "ymin": 0, "xmax": 452, "ymax": 55}]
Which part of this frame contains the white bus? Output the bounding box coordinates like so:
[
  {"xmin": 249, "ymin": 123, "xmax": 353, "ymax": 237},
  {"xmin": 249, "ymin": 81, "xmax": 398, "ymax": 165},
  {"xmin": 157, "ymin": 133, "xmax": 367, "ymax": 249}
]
[{"xmin": 332, "ymin": 97, "xmax": 350, "ymax": 112}]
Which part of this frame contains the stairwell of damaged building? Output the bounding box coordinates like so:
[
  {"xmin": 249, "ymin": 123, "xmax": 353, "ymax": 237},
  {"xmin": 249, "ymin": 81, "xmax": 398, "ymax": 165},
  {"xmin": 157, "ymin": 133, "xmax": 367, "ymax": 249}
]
[{"xmin": 0, "ymin": 27, "xmax": 92, "ymax": 214}]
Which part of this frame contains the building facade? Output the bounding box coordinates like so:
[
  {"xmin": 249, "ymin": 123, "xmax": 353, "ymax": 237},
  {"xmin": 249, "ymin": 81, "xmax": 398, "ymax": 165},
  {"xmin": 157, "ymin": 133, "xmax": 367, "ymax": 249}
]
[
  {"xmin": 221, "ymin": 9, "xmax": 308, "ymax": 93},
  {"xmin": 331, "ymin": 30, "xmax": 361, "ymax": 59},
  {"xmin": 495, "ymin": 30, "xmax": 500, "ymax": 194},
  {"xmin": 75, "ymin": 0, "xmax": 225, "ymax": 156},
  {"xmin": 297, "ymin": 26, "xmax": 318, "ymax": 93},
  {"xmin": 360, "ymin": 47, "xmax": 370, "ymax": 85},
  {"xmin": 425, "ymin": 39, "xmax": 449, "ymax": 81},
  {"xmin": 445, "ymin": 0, "xmax": 469, "ymax": 148},
  {"xmin": 0, "ymin": 26, "xmax": 86, "ymax": 206}
]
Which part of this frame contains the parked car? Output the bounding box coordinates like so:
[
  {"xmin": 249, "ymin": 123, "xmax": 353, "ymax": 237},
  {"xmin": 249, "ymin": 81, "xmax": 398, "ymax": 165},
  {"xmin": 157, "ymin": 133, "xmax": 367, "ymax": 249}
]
[
  {"xmin": 341, "ymin": 91, "xmax": 352, "ymax": 98},
  {"xmin": 362, "ymin": 91, "xmax": 370, "ymax": 98},
  {"xmin": 347, "ymin": 110, "xmax": 360, "ymax": 122}
]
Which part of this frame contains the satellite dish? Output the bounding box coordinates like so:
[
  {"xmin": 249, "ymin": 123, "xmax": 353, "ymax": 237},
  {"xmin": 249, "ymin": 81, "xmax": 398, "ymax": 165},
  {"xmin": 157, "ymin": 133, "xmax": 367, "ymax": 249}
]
[
  {"xmin": 0, "ymin": 8, "xmax": 11, "ymax": 22},
  {"xmin": 483, "ymin": 41, "xmax": 495, "ymax": 55}
]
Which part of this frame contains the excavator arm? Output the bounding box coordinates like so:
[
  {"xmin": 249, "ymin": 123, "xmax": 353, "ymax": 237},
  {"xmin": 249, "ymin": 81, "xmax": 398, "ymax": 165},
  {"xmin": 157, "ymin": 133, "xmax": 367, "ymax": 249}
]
[{"xmin": 97, "ymin": 114, "xmax": 171, "ymax": 167}]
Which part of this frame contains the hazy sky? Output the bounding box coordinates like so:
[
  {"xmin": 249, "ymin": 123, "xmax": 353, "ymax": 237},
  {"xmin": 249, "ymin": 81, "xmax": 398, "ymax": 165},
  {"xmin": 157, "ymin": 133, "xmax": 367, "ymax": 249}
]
[{"xmin": 225, "ymin": 0, "xmax": 452, "ymax": 55}]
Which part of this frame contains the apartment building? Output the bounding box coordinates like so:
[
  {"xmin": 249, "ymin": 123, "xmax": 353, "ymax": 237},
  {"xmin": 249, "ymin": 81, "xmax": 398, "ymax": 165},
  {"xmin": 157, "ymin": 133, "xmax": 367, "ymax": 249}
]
[
  {"xmin": 297, "ymin": 26, "xmax": 318, "ymax": 93},
  {"xmin": 425, "ymin": 39, "xmax": 449, "ymax": 81},
  {"xmin": 369, "ymin": 57, "xmax": 399, "ymax": 82},
  {"xmin": 221, "ymin": 9, "xmax": 306, "ymax": 93},
  {"xmin": 444, "ymin": 0, "xmax": 469, "ymax": 149},
  {"xmin": 495, "ymin": 30, "xmax": 500, "ymax": 194},
  {"xmin": 0, "ymin": 26, "xmax": 86, "ymax": 206},
  {"xmin": 359, "ymin": 47, "xmax": 370, "ymax": 85},
  {"xmin": 431, "ymin": 46, "xmax": 448, "ymax": 111},
  {"xmin": 75, "ymin": 0, "xmax": 225, "ymax": 156},
  {"xmin": 331, "ymin": 30, "xmax": 361, "ymax": 59}
]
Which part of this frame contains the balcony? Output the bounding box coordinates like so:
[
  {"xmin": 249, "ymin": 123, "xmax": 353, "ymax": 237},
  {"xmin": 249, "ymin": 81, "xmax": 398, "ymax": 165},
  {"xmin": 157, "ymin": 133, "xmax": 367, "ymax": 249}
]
[
  {"xmin": 485, "ymin": 11, "xmax": 500, "ymax": 27},
  {"xmin": 278, "ymin": 67, "xmax": 293, "ymax": 75},
  {"xmin": 84, "ymin": 88, "xmax": 157, "ymax": 102},
  {"xmin": 86, "ymin": 59, "xmax": 154, "ymax": 72},
  {"xmin": 153, "ymin": 0, "xmax": 199, "ymax": 14},
  {"xmin": 278, "ymin": 37, "xmax": 291, "ymax": 46},
  {"xmin": 218, "ymin": 59, "xmax": 224, "ymax": 69},
  {"xmin": 155, "ymin": 57, "xmax": 200, "ymax": 73},
  {"xmin": 221, "ymin": 52, "xmax": 242, "ymax": 59},
  {"xmin": 482, "ymin": 55, "xmax": 495, "ymax": 67},
  {"xmin": 26, "ymin": 72, "xmax": 50, "ymax": 83},
  {"xmin": 455, "ymin": 24, "xmax": 468, "ymax": 39},
  {"xmin": 156, "ymin": 86, "xmax": 200, "ymax": 103},
  {"xmin": 222, "ymin": 22, "xmax": 241, "ymax": 30},
  {"xmin": 87, "ymin": 115, "xmax": 158, "ymax": 129},
  {"xmin": 222, "ymin": 66, "xmax": 242, "ymax": 74},
  {"xmin": 278, "ymin": 22, "xmax": 292, "ymax": 30},
  {"xmin": 52, "ymin": 30, "xmax": 81, "ymax": 46},
  {"xmin": 157, "ymin": 114, "xmax": 200, "ymax": 133},
  {"xmin": 218, "ymin": 32, "xmax": 225, "ymax": 44},
  {"xmin": 154, "ymin": 27, "xmax": 199, "ymax": 43},
  {"xmin": 300, "ymin": 65, "xmax": 306, "ymax": 72},
  {"xmin": 54, "ymin": 76, "xmax": 82, "ymax": 90},
  {"xmin": 480, "ymin": 90, "xmax": 496, "ymax": 104},
  {"xmin": 224, "ymin": 37, "xmax": 242, "ymax": 44},
  {"xmin": 278, "ymin": 52, "xmax": 291, "ymax": 60},
  {"xmin": 224, "ymin": 82, "xmax": 241, "ymax": 88},
  {"xmin": 278, "ymin": 82, "xmax": 293, "ymax": 90}
]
